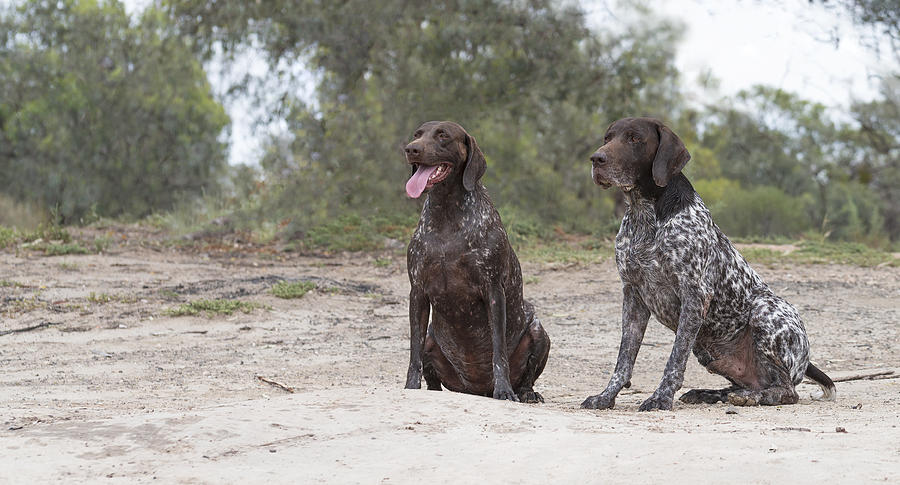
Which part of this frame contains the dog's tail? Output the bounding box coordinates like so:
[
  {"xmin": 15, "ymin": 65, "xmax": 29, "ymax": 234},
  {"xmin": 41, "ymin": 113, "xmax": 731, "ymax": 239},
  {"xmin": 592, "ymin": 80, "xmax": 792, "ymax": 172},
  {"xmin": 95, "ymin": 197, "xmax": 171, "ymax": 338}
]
[{"xmin": 806, "ymin": 363, "xmax": 836, "ymax": 402}]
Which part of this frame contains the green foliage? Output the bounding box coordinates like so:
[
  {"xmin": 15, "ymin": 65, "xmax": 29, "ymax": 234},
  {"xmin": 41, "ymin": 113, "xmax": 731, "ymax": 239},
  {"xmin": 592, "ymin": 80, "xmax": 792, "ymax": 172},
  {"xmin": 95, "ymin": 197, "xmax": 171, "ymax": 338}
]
[
  {"xmin": 711, "ymin": 185, "xmax": 813, "ymax": 238},
  {"xmin": 0, "ymin": 222, "xmax": 101, "ymax": 255},
  {"xmin": 271, "ymin": 281, "xmax": 317, "ymax": 299},
  {"xmin": 700, "ymin": 86, "xmax": 835, "ymax": 197},
  {"xmin": 0, "ymin": 194, "xmax": 45, "ymax": 229},
  {"xmin": 516, "ymin": 238, "xmax": 613, "ymax": 265},
  {"xmin": 0, "ymin": 0, "xmax": 894, "ymax": 251},
  {"xmin": 0, "ymin": 226, "xmax": 17, "ymax": 248},
  {"xmin": 692, "ymin": 82, "xmax": 900, "ymax": 243},
  {"xmin": 741, "ymin": 240, "xmax": 898, "ymax": 267},
  {"xmin": 87, "ymin": 292, "xmax": 138, "ymax": 304},
  {"xmin": 0, "ymin": 0, "xmax": 229, "ymax": 222},
  {"xmin": 166, "ymin": 299, "xmax": 266, "ymax": 317},
  {"xmin": 35, "ymin": 242, "xmax": 90, "ymax": 256},
  {"xmin": 167, "ymin": 0, "xmax": 684, "ymax": 237},
  {"xmin": 692, "ymin": 178, "xmax": 742, "ymax": 211},
  {"xmin": 823, "ymin": 181, "xmax": 886, "ymax": 243},
  {"xmin": 21, "ymin": 224, "xmax": 72, "ymax": 244},
  {"xmin": 87, "ymin": 292, "xmax": 114, "ymax": 304},
  {"xmin": 302, "ymin": 214, "xmax": 417, "ymax": 252},
  {"xmin": 846, "ymin": 76, "xmax": 900, "ymax": 241},
  {"xmin": 499, "ymin": 205, "xmax": 551, "ymax": 248}
]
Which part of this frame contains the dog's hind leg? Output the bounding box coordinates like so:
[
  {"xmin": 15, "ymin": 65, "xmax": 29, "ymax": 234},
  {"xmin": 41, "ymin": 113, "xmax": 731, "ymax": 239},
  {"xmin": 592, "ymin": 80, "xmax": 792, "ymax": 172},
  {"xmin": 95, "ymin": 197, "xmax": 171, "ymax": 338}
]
[
  {"xmin": 679, "ymin": 386, "xmax": 738, "ymax": 404},
  {"xmin": 727, "ymin": 385, "xmax": 799, "ymax": 406},
  {"xmin": 727, "ymin": 295, "xmax": 809, "ymax": 407},
  {"xmin": 421, "ymin": 328, "xmax": 454, "ymax": 391},
  {"xmin": 510, "ymin": 313, "xmax": 550, "ymax": 403}
]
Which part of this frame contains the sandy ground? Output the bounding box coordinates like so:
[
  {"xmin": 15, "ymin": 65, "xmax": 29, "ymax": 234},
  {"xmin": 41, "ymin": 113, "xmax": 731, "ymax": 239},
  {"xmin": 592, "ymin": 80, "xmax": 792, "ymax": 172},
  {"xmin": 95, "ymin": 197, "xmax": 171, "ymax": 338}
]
[{"xmin": 1, "ymin": 228, "xmax": 899, "ymax": 483}]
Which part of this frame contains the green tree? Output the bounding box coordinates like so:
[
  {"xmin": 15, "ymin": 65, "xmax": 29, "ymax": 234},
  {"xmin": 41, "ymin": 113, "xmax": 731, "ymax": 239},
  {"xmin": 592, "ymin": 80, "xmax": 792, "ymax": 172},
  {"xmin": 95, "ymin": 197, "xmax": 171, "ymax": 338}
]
[
  {"xmin": 846, "ymin": 76, "xmax": 900, "ymax": 240},
  {"xmin": 166, "ymin": 0, "xmax": 686, "ymax": 236},
  {"xmin": 0, "ymin": 0, "xmax": 229, "ymax": 223}
]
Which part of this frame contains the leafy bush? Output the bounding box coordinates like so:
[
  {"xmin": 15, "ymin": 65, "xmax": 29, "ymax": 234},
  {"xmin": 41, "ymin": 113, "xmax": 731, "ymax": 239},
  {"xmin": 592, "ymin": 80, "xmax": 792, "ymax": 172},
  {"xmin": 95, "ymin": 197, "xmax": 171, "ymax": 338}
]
[
  {"xmin": 0, "ymin": 1, "xmax": 229, "ymax": 222},
  {"xmin": 823, "ymin": 181, "xmax": 886, "ymax": 244},
  {"xmin": 707, "ymin": 184, "xmax": 812, "ymax": 238},
  {"xmin": 0, "ymin": 226, "xmax": 16, "ymax": 248}
]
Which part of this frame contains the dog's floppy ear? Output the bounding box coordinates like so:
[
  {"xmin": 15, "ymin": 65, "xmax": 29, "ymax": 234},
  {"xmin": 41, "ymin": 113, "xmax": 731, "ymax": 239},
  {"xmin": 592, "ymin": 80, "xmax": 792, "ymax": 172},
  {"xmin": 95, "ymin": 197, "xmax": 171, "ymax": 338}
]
[
  {"xmin": 463, "ymin": 133, "xmax": 486, "ymax": 192},
  {"xmin": 651, "ymin": 123, "xmax": 691, "ymax": 187}
]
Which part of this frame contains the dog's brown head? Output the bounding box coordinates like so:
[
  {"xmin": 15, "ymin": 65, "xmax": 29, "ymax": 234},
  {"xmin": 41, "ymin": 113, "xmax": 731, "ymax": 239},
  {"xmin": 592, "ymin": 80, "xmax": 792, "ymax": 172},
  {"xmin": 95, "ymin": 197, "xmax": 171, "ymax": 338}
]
[
  {"xmin": 590, "ymin": 117, "xmax": 690, "ymax": 192},
  {"xmin": 404, "ymin": 121, "xmax": 486, "ymax": 198}
]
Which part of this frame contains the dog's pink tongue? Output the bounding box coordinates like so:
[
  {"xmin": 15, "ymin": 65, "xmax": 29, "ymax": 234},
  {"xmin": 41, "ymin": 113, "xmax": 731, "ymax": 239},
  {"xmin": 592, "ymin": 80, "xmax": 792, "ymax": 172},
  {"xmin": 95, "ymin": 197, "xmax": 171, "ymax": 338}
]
[{"xmin": 406, "ymin": 165, "xmax": 438, "ymax": 198}]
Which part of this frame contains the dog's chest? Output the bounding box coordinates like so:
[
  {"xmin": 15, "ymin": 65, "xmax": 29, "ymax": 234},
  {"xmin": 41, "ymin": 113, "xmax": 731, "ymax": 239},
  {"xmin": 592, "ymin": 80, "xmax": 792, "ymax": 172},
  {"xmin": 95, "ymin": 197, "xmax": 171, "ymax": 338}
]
[
  {"xmin": 410, "ymin": 227, "xmax": 492, "ymax": 302},
  {"xmin": 615, "ymin": 207, "xmax": 681, "ymax": 328}
]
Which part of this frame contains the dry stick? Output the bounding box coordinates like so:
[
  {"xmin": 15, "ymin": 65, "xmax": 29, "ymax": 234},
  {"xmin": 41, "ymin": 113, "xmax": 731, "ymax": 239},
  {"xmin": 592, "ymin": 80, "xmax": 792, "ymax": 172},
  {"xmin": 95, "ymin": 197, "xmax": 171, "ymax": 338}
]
[
  {"xmin": 0, "ymin": 321, "xmax": 59, "ymax": 337},
  {"xmin": 871, "ymin": 374, "xmax": 900, "ymax": 381},
  {"xmin": 831, "ymin": 370, "xmax": 895, "ymax": 383},
  {"xmin": 256, "ymin": 375, "xmax": 296, "ymax": 393}
]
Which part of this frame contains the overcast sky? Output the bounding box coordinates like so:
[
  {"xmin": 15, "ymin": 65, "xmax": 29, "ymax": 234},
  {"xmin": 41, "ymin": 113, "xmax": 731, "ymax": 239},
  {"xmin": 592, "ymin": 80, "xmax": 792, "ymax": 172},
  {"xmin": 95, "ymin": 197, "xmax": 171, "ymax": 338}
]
[{"xmin": 117, "ymin": 0, "xmax": 898, "ymax": 164}]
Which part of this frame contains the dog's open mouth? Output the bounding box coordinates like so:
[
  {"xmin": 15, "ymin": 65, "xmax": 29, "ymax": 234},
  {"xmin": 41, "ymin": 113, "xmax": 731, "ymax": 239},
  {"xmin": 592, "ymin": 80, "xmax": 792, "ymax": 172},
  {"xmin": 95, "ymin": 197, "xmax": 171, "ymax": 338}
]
[{"xmin": 406, "ymin": 163, "xmax": 452, "ymax": 198}]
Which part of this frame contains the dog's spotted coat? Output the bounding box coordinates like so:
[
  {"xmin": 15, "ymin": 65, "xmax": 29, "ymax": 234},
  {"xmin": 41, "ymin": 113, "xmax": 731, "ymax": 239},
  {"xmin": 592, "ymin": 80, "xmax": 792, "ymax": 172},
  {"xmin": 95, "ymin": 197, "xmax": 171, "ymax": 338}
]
[{"xmin": 583, "ymin": 117, "xmax": 835, "ymax": 411}]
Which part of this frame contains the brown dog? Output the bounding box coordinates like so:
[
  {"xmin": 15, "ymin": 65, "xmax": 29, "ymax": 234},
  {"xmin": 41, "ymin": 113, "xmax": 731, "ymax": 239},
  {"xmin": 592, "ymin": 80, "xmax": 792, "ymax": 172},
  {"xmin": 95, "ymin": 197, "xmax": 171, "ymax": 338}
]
[{"xmin": 403, "ymin": 121, "xmax": 550, "ymax": 402}]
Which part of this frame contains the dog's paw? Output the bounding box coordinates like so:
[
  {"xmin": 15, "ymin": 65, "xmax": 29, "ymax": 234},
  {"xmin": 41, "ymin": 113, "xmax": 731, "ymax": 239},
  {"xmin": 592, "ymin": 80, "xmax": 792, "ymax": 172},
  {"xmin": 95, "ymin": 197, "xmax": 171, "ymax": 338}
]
[
  {"xmin": 639, "ymin": 394, "xmax": 674, "ymax": 411},
  {"xmin": 727, "ymin": 391, "xmax": 759, "ymax": 407},
  {"xmin": 405, "ymin": 368, "xmax": 422, "ymax": 389},
  {"xmin": 581, "ymin": 392, "xmax": 616, "ymax": 410},
  {"xmin": 493, "ymin": 387, "xmax": 520, "ymax": 402},
  {"xmin": 517, "ymin": 390, "xmax": 544, "ymax": 404}
]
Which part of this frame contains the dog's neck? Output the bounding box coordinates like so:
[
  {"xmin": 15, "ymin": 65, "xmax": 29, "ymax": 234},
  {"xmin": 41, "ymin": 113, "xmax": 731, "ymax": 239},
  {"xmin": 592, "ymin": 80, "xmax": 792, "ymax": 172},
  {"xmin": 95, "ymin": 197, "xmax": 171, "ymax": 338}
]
[
  {"xmin": 421, "ymin": 182, "xmax": 488, "ymax": 230},
  {"xmin": 624, "ymin": 173, "xmax": 696, "ymax": 224}
]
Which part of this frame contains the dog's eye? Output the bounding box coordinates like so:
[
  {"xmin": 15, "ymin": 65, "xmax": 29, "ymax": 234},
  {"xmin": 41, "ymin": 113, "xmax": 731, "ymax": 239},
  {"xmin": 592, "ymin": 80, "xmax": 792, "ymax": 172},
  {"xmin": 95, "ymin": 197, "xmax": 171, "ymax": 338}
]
[
  {"xmin": 437, "ymin": 131, "xmax": 449, "ymax": 141},
  {"xmin": 413, "ymin": 131, "xmax": 422, "ymax": 139},
  {"xmin": 629, "ymin": 135, "xmax": 640, "ymax": 143}
]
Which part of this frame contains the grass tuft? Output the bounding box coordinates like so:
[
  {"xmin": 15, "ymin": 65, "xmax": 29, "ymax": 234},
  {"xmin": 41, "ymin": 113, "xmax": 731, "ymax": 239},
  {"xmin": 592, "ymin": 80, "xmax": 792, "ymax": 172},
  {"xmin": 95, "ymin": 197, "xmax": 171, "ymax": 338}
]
[
  {"xmin": 36, "ymin": 243, "xmax": 90, "ymax": 256},
  {"xmin": 271, "ymin": 281, "xmax": 317, "ymax": 299},
  {"xmin": 166, "ymin": 299, "xmax": 267, "ymax": 317}
]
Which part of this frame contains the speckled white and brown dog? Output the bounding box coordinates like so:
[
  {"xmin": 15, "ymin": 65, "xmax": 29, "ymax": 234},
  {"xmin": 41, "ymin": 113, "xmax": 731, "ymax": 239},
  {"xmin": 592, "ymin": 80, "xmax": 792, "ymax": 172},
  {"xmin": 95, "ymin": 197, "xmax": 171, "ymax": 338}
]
[{"xmin": 582, "ymin": 117, "xmax": 835, "ymax": 411}]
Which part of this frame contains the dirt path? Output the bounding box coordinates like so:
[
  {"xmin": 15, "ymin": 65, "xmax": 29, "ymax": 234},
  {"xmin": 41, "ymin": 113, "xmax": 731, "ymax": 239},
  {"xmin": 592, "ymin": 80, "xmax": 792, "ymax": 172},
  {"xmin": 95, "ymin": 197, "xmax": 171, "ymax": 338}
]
[{"xmin": 1, "ymin": 239, "xmax": 899, "ymax": 483}]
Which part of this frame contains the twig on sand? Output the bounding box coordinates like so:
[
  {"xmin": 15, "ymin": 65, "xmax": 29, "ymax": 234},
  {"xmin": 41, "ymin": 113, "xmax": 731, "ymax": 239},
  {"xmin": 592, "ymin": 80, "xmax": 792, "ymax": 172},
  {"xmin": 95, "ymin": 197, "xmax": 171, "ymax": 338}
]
[
  {"xmin": 256, "ymin": 375, "xmax": 295, "ymax": 393},
  {"xmin": 831, "ymin": 370, "xmax": 895, "ymax": 383},
  {"xmin": 0, "ymin": 321, "xmax": 60, "ymax": 337}
]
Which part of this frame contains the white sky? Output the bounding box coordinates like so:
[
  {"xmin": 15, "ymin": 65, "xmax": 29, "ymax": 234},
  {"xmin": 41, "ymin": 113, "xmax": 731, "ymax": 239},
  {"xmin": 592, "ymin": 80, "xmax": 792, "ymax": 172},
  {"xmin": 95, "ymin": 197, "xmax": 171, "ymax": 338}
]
[{"xmin": 118, "ymin": 0, "xmax": 900, "ymax": 164}]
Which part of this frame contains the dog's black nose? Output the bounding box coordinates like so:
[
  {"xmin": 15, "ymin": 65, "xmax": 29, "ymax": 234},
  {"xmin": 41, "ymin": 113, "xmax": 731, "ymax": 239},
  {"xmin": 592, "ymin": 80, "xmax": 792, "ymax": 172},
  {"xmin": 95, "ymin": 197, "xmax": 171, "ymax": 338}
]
[
  {"xmin": 590, "ymin": 151, "xmax": 606, "ymax": 164},
  {"xmin": 405, "ymin": 144, "xmax": 421, "ymax": 158}
]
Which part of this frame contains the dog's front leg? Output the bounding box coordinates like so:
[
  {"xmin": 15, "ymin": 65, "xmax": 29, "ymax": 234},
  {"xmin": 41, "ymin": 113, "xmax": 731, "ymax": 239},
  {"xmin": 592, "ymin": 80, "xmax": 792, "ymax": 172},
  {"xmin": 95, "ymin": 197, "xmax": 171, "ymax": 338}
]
[
  {"xmin": 582, "ymin": 284, "xmax": 650, "ymax": 409},
  {"xmin": 639, "ymin": 295, "xmax": 704, "ymax": 411},
  {"xmin": 487, "ymin": 284, "xmax": 518, "ymax": 401},
  {"xmin": 405, "ymin": 286, "xmax": 430, "ymax": 389}
]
